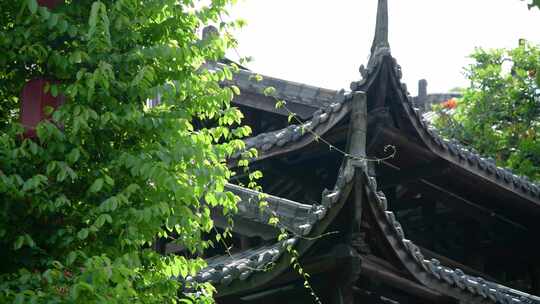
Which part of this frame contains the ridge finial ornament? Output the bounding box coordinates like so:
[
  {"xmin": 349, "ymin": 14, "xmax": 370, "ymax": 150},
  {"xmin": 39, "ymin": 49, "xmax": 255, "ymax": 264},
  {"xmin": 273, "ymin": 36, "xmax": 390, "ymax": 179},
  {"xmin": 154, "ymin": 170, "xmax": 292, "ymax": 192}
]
[{"xmin": 370, "ymin": 0, "xmax": 390, "ymax": 54}]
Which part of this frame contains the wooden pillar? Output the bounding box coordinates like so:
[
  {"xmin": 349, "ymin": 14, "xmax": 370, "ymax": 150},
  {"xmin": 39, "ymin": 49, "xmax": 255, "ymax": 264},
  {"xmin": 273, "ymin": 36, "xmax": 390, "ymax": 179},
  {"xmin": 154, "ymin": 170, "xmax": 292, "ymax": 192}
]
[
  {"xmin": 20, "ymin": 79, "xmax": 64, "ymax": 138},
  {"xmin": 336, "ymin": 91, "xmax": 367, "ymax": 304}
]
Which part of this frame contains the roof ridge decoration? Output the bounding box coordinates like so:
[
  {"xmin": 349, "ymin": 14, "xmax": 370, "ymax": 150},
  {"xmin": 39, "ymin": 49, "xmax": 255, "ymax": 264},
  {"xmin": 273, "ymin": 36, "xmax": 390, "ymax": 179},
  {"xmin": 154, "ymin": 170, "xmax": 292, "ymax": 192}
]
[
  {"xmin": 363, "ymin": 168, "xmax": 540, "ymax": 304},
  {"xmin": 371, "ymin": 0, "xmax": 390, "ymax": 55},
  {"xmin": 352, "ymin": 0, "xmax": 395, "ymax": 91}
]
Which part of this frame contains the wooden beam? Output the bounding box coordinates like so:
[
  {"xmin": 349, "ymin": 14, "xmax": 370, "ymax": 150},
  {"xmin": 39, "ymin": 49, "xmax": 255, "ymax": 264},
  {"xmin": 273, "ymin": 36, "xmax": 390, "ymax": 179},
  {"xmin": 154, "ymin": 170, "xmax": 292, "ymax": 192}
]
[
  {"xmin": 256, "ymin": 247, "xmax": 451, "ymax": 303},
  {"xmin": 360, "ymin": 255, "xmax": 454, "ymax": 303},
  {"xmin": 378, "ymin": 160, "xmax": 449, "ymax": 189},
  {"xmin": 411, "ymin": 180, "xmax": 528, "ymax": 231},
  {"xmin": 233, "ymin": 91, "xmax": 318, "ymax": 119}
]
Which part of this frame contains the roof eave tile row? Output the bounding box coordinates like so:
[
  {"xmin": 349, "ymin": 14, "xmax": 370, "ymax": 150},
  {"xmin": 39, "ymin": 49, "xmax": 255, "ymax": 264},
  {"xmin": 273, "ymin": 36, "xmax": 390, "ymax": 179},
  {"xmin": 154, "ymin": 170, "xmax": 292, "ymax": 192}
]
[
  {"xmin": 364, "ymin": 163, "xmax": 540, "ymax": 304},
  {"xmin": 360, "ymin": 51, "xmax": 540, "ymax": 202},
  {"xmin": 232, "ymin": 90, "xmax": 352, "ymax": 160},
  {"xmin": 413, "ymin": 111, "xmax": 540, "ymax": 198},
  {"xmin": 216, "ymin": 63, "xmax": 341, "ymax": 109},
  {"xmin": 224, "ymin": 183, "xmax": 328, "ymax": 236},
  {"xmin": 183, "ymin": 161, "xmax": 356, "ymax": 288}
]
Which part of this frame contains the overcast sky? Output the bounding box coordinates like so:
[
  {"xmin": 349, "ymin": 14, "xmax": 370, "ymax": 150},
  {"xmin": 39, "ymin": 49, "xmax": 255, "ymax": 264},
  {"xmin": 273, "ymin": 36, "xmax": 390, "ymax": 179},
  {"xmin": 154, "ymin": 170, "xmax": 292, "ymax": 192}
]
[{"xmin": 226, "ymin": 0, "xmax": 540, "ymax": 95}]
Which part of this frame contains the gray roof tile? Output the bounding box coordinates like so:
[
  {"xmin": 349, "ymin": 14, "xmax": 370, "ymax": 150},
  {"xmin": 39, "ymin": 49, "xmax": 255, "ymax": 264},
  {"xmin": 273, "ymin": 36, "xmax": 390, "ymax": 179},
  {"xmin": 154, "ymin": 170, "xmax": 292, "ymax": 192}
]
[{"xmin": 364, "ymin": 167, "xmax": 540, "ymax": 304}]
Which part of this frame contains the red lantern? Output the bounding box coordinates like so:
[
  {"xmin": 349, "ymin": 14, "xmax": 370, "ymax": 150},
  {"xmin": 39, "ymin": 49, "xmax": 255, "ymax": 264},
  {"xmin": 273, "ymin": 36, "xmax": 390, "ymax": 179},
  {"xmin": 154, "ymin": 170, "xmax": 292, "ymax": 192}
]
[{"xmin": 20, "ymin": 79, "xmax": 65, "ymax": 138}]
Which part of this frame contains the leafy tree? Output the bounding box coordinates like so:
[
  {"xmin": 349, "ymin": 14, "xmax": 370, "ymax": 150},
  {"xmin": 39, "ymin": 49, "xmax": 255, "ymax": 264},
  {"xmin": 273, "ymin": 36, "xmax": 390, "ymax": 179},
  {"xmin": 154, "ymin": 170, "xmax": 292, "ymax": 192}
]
[
  {"xmin": 524, "ymin": 0, "xmax": 540, "ymax": 9},
  {"xmin": 434, "ymin": 42, "xmax": 540, "ymax": 181},
  {"xmin": 0, "ymin": 0, "xmax": 250, "ymax": 303}
]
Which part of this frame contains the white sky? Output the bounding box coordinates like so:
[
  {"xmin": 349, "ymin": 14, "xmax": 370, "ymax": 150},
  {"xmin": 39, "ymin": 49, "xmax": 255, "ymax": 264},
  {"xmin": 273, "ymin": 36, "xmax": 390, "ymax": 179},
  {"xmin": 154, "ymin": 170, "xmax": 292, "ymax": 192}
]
[{"xmin": 227, "ymin": 0, "xmax": 540, "ymax": 95}]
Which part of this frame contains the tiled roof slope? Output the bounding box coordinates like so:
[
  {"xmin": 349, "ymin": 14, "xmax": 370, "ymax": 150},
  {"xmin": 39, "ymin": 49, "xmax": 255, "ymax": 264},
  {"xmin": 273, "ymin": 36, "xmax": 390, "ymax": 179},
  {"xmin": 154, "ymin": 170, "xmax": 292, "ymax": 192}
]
[
  {"xmin": 184, "ymin": 161, "xmax": 356, "ymax": 289},
  {"xmin": 350, "ymin": 47, "xmax": 540, "ymax": 205},
  {"xmin": 363, "ymin": 167, "xmax": 540, "ymax": 304},
  {"xmin": 384, "ymin": 55, "xmax": 540, "ymax": 201},
  {"xmin": 231, "ymin": 90, "xmax": 352, "ymax": 162},
  {"xmin": 223, "ymin": 65, "xmax": 340, "ymax": 110},
  {"xmin": 223, "ymin": 184, "xmax": 328, "ymax": 237}
]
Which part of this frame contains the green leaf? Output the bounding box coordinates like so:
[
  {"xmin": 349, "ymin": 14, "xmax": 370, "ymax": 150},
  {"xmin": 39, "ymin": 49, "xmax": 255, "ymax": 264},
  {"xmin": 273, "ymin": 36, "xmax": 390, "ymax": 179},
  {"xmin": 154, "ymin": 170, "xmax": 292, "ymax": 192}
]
[
  {"xmin": 27, "ymin": 0, "xmax": 37, "ymax": 14},
  {"xmin": 77, "ymin": 228, "xmax": 89, "ymax": 240},
  {"xmin": 47, "ymin": 13, "xmax": 58, "ymax": 29},
  {"xmin": 68, "ymin": 25, "xmax": 77, "ymax": 37},
  {"xmin": 230, "ymin": 85, "xmax": 240, "ymax": 95},
  {"xmin": 50, "ymin": 84, "xmax": 58, "ymax": 97},
  {"xmin": 66, "ymin": 251, "xmax": 77, "ymax": 265},
  {"xmin": 88, "ymin": 1, "xmax": 101, "ymax": 37},
  {"xmin": 250, "ymin": 74, "xmax": 263, "ymax": 82},
  {"xmin": 14, "ymin": 236, "xmax": 24, "ymax": 250},
  {"xmin": 38, "ymin": 6, "xmax": 50, "ymax": 20},
  {"xmin": 104, "ymin": 175, "xmax": 114, "ymax": 186},
  {"xmin": 288, "ymin": 113, "xmax": 295, "ymax": 123},
  {"xmin": 89, "ymin": 178, "xmax": 104, "ymax": 193},
  {"xmin": 58, "ymin": 19, "xmax": 68, "ymax": 33},
  {"xmin": 263, "ymin": 86, "xmax": 276, "ymax": 97},
  {"xmin": 24, "ymin": 234, "xmax": 36, "ymax": 248},
  {"xmin": 43, "ymin": 105, "xmax": 55, "ymax": 116},
  {"xmin": 70, "ymin": 51, "xmax": 82, "ymax": 64},
  {"xmin": 67, "ymin": 148, "xmax": 80, "ymax": 163}
]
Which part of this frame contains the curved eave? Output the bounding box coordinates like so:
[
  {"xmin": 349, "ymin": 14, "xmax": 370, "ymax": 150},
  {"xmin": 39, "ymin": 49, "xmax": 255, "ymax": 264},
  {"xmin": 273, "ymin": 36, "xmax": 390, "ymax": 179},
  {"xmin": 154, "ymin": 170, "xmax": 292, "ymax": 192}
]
[
  {"xmin": 213, "ymin": 184, "xmax": 328, "ymax": 238},
  {"xmin": 186, "ymin": 161, "xmax": 356, "ymax": 297},
  {"xmin": 374, "ymin": 54, "xmax": 540, "ymax": 208},
  {"xmin": 363, "ymin": 167, "xmax": 540, "ymax": 304},
  {"xmin": 230, "ymin": 91, "xmax": 354, "ymax": 165},
  {"xmin": 212, "ymin": 62, "xmax": 341, "ymax": 119}
]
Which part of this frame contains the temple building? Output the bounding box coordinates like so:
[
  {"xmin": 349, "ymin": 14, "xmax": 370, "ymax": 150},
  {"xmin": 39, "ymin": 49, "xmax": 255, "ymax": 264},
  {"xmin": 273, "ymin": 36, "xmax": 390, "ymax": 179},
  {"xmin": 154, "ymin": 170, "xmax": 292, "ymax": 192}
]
[{"xmin": 175, "ymin": 1, "xmax": 540, "ymax": 303}]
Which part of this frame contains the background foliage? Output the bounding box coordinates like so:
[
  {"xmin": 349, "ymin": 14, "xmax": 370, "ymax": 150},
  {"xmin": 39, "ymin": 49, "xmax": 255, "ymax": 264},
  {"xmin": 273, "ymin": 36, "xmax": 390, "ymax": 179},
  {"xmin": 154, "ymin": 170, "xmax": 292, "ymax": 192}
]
[
  {"xmin": 434, "ymin": 42, "xmax": 540, "ymax": 181},
  {"xmin": 0, "ymin": 0, "xmax": 250, "ymax": 303}
]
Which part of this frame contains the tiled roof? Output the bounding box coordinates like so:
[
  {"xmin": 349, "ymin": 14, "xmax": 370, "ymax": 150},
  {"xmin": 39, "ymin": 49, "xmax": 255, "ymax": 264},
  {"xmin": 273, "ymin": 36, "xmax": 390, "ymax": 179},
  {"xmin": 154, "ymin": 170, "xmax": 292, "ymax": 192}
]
[
  {"xmin": 232, "ymin": 90, "xmax": 352, "ymax": 162},
  {"xmin": 184, "ymin": 161, "xmax": 356, "ymax": 288},
  {"xmin": 224, "ymin": 65, "xmax": 339, "ymax": 109},
  {"xmin": 386, "ymin": 57, "xmax": 540, "ymax": 201},
  {"xmin": 223, "ymin": 184, "xmax": 327, "ymax": 236},
  {"xmin": 364, "ymin": 168, "xmax": 540, "ymax": 304}
]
